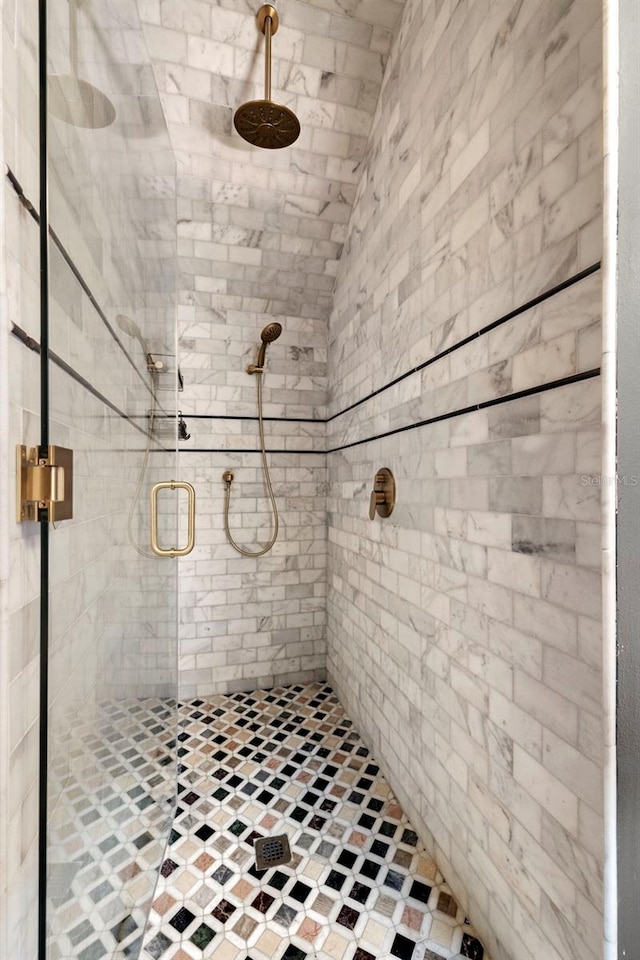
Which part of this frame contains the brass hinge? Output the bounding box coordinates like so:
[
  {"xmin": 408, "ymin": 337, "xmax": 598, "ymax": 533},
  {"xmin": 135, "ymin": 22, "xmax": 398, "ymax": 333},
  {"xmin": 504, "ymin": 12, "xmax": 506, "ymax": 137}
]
[{"xmin": 16, "ymin": 445, "xmax": 73, "ymax": 523}]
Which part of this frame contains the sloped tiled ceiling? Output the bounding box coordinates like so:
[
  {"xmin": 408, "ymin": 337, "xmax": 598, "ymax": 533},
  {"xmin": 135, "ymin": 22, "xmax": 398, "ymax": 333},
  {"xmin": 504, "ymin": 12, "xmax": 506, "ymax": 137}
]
[{"xmin": 139, "ymin": 0, "xmax": 405, "ymax": 319}]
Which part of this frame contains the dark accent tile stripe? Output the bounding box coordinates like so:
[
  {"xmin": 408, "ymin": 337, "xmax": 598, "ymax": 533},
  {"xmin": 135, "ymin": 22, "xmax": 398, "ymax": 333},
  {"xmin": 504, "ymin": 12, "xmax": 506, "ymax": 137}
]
[
  {"xmin": 10, "ymin": 162, "xmax": 599, "ymax": 440},
  {"xmin": 326, "ymin": 368, "xmax": 601, "ymax": 454},
  {"xmin": 326, "ymin": 263, "xmax": 601, "ymax": 423},
  {"xmin": 170, "ymin": 368, "xmax": 601, "ymax": 455},
  {"xmin": 156, "ymin": 448, "xmax": 327, "ymax": 455},
  {"xmin": 102, "ymin": 266, "xmax": 605, "ymax": 431},
  {"xmin": 10, "ymin": 322, "xmax": 171, "ymax": 449},
  {"xmin": 6, "ymin": 166, "xmax": 163, "ymax": 407},
  {"xmin": 159, "ymin": 414, "xmax": 325, "ymax": 424}
]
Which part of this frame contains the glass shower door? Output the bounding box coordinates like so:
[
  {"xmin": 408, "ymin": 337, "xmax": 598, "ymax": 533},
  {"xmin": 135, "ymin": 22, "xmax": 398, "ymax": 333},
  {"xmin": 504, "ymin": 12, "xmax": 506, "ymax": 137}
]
[{"xmin": 42, "ymin": 1, "xmax": 179, "ymax": 957}]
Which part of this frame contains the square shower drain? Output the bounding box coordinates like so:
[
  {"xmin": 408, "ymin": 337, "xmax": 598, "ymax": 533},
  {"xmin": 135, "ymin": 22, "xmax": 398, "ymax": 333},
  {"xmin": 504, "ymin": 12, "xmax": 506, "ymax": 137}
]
[{"xmin": 255, "ymin": 834, "xmax": 292, "ymax": 870}]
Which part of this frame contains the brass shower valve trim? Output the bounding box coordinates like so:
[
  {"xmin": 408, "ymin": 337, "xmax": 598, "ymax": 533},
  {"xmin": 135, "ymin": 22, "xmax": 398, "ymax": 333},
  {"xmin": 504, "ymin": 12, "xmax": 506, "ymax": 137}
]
[{"xmin": 369, "ymin": 467, "xmax": 395, "ymax": 520}]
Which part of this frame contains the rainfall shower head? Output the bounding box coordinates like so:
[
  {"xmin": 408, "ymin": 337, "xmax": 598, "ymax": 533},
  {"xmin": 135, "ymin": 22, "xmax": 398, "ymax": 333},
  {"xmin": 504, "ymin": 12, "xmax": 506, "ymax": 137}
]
[
  {"xmin": 248, "ymin": 321, "xmax": 283, "ymax": 373},
  {"xmin": 233, "ymin": 5, "xmax": 300, "ymax": 149},
  {"xmin": 49, "ymin": 0, "xmax": 116, "ymax": 129},
  {"xmin": 49, "ymin": 75, "xmax": 116, "ymax": 129}
]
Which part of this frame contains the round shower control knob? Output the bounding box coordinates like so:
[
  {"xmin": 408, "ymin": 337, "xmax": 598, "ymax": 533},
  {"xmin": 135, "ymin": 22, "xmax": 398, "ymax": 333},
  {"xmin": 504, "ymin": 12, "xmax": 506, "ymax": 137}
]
[{"xmin": 368, "ymin": 467, "xmax": 396, "ymax": 519}]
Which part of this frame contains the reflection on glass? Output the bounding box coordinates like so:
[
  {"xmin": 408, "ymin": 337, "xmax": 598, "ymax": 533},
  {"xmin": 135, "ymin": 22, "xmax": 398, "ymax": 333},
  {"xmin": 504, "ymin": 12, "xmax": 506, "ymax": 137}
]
[
  {"xmin": 48, "ymin": 0, "xmax": 116, "ymax": 130},
  {"xmin": 44, "ymin": 1, "xmax": 178, "ymax": 957}
]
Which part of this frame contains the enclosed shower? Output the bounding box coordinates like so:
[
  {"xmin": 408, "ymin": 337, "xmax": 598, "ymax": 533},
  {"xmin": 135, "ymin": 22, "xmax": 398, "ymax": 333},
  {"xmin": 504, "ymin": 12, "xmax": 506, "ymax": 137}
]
[{"xmin": 0, "ymin": 0, "xmax": 613, "ymax": 959}]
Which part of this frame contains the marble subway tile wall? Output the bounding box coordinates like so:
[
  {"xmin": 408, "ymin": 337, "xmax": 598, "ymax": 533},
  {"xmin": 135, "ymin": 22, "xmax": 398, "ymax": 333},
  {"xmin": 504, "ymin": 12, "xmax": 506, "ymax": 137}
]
[
  {"xmin": 327, "ymin": 2, "xmax": 603, "ymax": 960},
  {"xmin": 137, "ymin": 0, "xmax": 409, "ymax": 697},
  {"xmin": 175, "ymin": 305, "xmax": 328, "ymax": 697}
]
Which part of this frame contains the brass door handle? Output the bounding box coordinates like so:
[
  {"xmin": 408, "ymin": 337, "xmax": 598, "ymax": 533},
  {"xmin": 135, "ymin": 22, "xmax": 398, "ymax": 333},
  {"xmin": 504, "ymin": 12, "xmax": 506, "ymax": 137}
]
[
  {"xmin": 150, "ymin": 480, "xmax": 196, "ymax": 557},
  {"xmin": 369, "ymin": 467, "xmax": 395, "ymax": 520}
]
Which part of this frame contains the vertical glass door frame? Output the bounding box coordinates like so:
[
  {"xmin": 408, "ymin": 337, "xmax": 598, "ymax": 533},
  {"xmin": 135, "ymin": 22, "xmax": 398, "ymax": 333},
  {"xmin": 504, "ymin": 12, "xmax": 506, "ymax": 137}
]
[
  {"xmin": 37, "ymin": 1, "xmax": 50, "ymax": 956},
  {"xmin": 613, "ymin": 0, "xmax": 640, "ymax": 956}
]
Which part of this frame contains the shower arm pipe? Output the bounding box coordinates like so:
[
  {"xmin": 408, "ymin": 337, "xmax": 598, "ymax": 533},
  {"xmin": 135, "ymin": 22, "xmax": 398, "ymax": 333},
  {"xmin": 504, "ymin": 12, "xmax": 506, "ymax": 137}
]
[
  {"xmin": 69, "ymin": 0, "xmax": 78, "ymax": 75},
  {"xmin": 264, "ymin": 12, "xmax": 272, "ymax": 100}
]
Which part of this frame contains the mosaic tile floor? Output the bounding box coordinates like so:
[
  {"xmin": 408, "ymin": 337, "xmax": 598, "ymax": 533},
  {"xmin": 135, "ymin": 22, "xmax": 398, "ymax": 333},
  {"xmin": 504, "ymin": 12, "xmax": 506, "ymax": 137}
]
[
  {"xmin": 142, "ymin": 683, "xmax": 487, "ymax": 960},
  {"xmin": 47, "ymin": 698, "xmax": 177, "ymax": 960}
]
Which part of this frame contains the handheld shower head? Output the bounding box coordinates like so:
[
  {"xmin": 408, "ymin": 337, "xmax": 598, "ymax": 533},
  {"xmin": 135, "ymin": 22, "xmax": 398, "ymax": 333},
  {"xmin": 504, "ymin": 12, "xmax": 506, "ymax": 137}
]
[
  {"xmin": 116, "ymin": 314, "xmax": 150, "ymax": 360},
  {"xmin": 115, "ymin": 313, "xmax": 144, "ymax": 343},
  {"xmin": 116, "ymin": 314, "xmax": 158, "ymax": 376},
  {"xmin": 261, "ymin": 322, "xmax": 282, "ymax": 344},
  {"xmin": 248, "ymin": 322, "xmax": 283, "ymax": 373}
]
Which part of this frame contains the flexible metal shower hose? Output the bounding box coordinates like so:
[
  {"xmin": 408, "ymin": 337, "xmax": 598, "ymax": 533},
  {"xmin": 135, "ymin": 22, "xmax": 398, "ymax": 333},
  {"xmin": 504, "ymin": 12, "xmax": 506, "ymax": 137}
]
[{"xmin": 224, "ymin": 370, "xmax": 279, "ymax": 556}]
